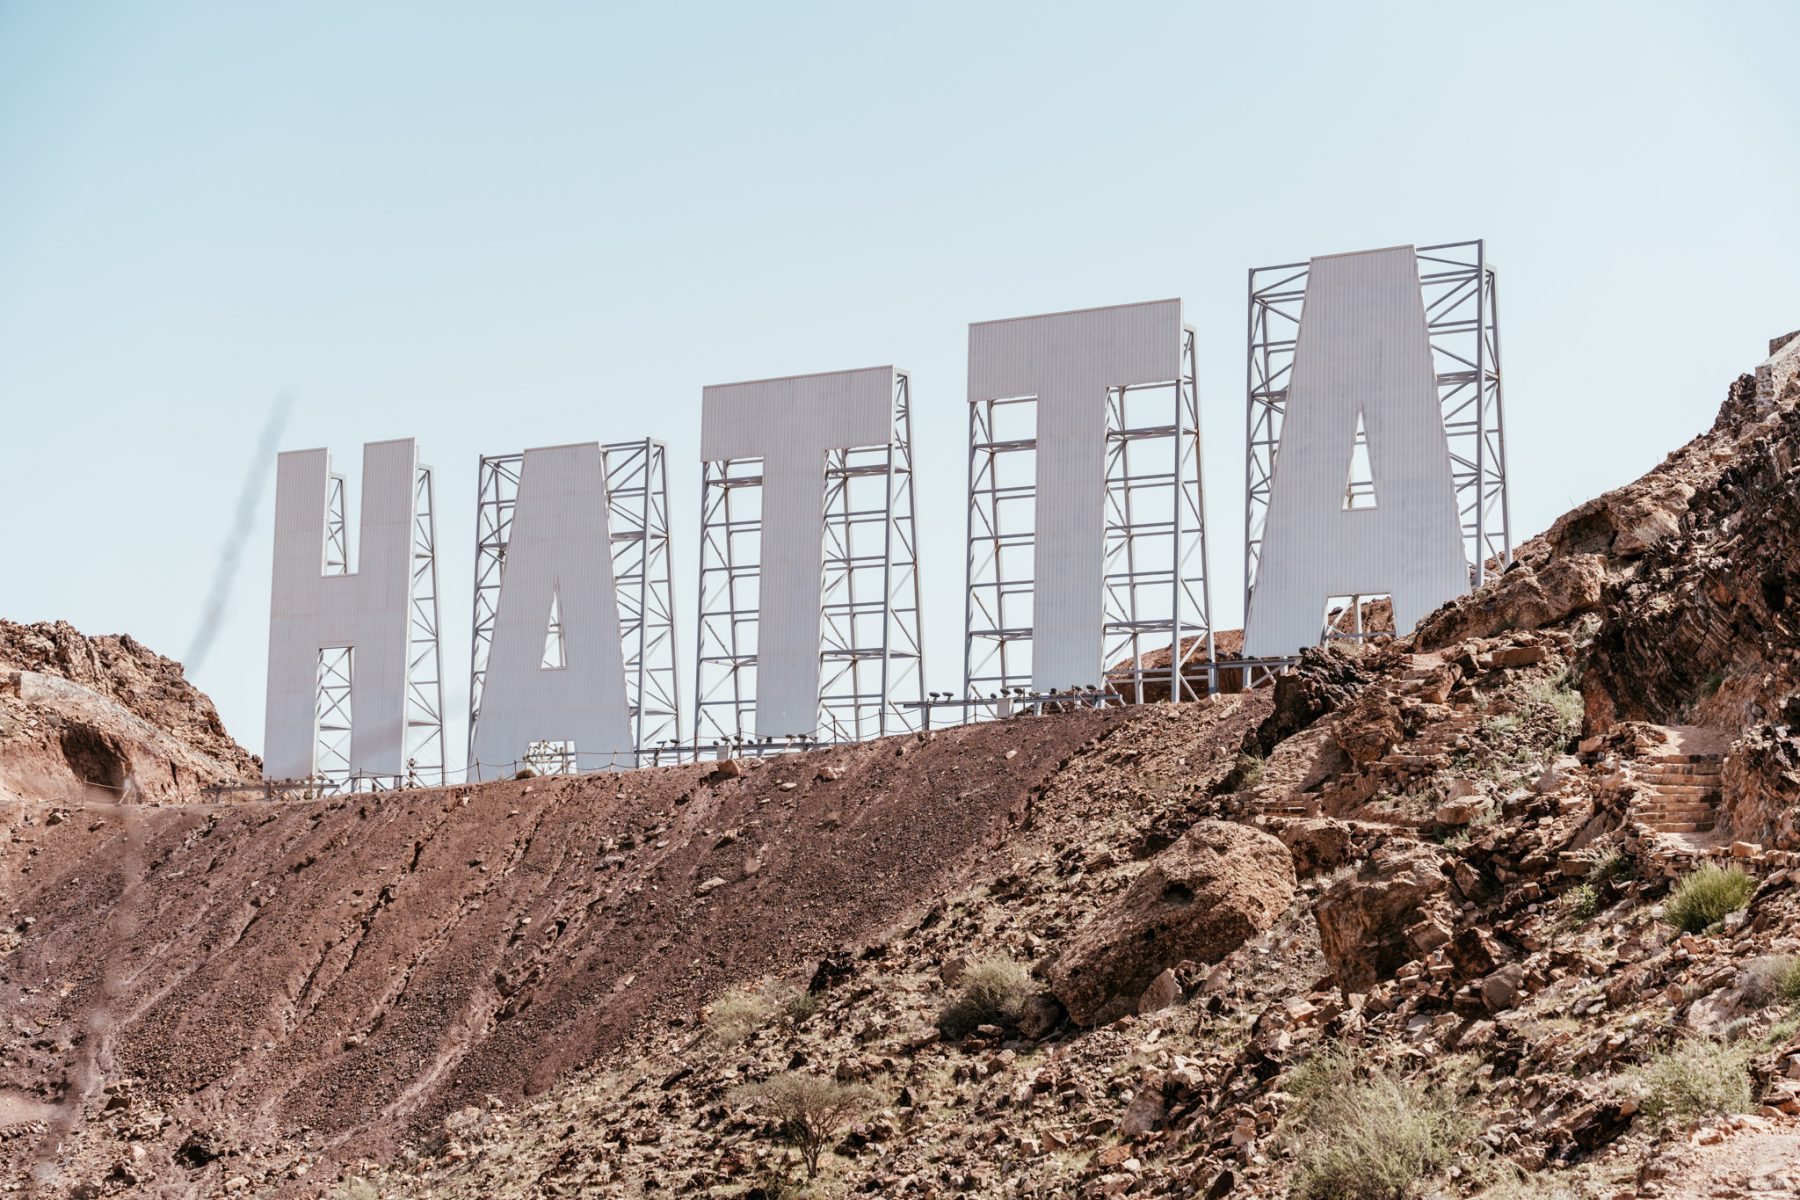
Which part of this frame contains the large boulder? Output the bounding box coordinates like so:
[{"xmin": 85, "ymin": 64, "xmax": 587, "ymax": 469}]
[
  {"xmin": 1048, "ymin": 821, "xmax": 1296, "ymax": 1025},
  {"xmin": 1313, "ymin": 841, "xmax": 1453, "ymax": 994}
]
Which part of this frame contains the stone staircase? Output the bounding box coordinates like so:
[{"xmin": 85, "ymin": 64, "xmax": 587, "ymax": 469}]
[
  {"xmin": 1633, "ymin": 756, "xmax": 1724, "ymax": 834},
  {"xmin": 1627, "ymin": 725, "xmax": 1728, "ymax": 847}
]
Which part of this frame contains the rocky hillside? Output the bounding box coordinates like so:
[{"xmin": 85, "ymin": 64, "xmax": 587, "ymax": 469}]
[
  {"xmin": 4, "ymin": 334, "xmax": 1800, "ymax": 1199},
  {"xmin": 0, "ymin": 619, "xmax": 258, "ymax": 803}
]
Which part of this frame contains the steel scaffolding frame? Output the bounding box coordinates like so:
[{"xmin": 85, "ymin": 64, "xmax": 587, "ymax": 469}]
[
  {"xmin": 467, "ymin": 440, "xmax": 680, "ymax": 767},
  {"xmin": 404, "ymin": 465, "xmax": 446, "ymax": 786},
  {"xmin": 693, "ymin": 372, "xmax": 924, "ymax": 749},
  {"xmin": 1245, "ymin": 239, "xmax": 1511, "ymax": 629},
  {"xmin": 309, "ymin": 464, "xmax": 444, "ymax": 791},
  {"xmin": 314, "ymin": 646, "xmax": 353, "ymax": 781},
  {"xmin": 963, "ymin": 327, "xmax": 1216, "ymax": 709}
]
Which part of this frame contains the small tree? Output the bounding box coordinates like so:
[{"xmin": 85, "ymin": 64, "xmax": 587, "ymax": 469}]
[{"xmin": 733, "ymin": 1072, "xmax": 875, "ymax": 1179}]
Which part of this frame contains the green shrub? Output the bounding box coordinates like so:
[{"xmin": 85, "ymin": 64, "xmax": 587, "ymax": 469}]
[
  {"xmin": 1237, "ymin": 751, "xmax": 1266, "ymax": 790},
  {"xmin": 1743, "ymin": 955, "xmax": 1800, "ymax": 1008},
  {"xmin": 1663, "ymin": 864, "xmax": 1755, "ymax": 934},
  {"xmin": 937, "ymin": 955, "xmax": 1034, "ymax": 1040},
  {"xmin": 1632, "ymin": 1038, "xmax": 1752, "ymax": 1126},
  {"xmin": 780, "ymin": 988, "xmax": 820, "ymax": 1028},
  {"xmin": 1588, "ymin": 850, "xmax": 1633, "ymax": 890},
  {"xmin": 732, "ymin": 1072, "xmax": 875, "ymax": 1179},
  {"xmin": 1562, "ymin": 883, "xmax": 1600, "ymax": 924},
  {"xmin": 1524, "ymin": 673, "xmax": 1584, "ymax": 740},
  {"xmin": 1283, "ymin": 1046, "xmax": 1473, "ymax": 1200},
  {"xmin": 707, "ymin": 988, "xmax": 774, "ymax": 1045}
]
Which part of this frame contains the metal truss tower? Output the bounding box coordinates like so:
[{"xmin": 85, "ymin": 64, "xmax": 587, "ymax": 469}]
[
  {"xmin": 403, "ymin": 465, "xmax": 446, "ymax": 786},
  {"xmin": 468, "ymin": 439, "xmax": 680, "ymax": 766},
  {"xmin": 310, "ymin": 463, "xmax": 445, "ymax": 791},
  {"xmin": 1245, "ymin": 239, "xmax": 1511, "ymax": 619},
  {"xmin": 693, "ymin": 371, "xmax": 925, "ymax": 748},
  {"xmin": 964, "ymin": 326, "xmax": 1216, "ymax": 706}
]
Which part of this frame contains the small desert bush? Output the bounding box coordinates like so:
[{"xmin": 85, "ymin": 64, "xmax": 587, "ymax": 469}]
[
  {"xmin": 1588, "ymin": 849, "xmax": 1633, "ymax": 890},
  {"xmin": 1237, "ymin": 750, "xmax": 1265, "ymax": 790},
  {"xmin": 779, "ymin": 987, "xmax": 820, "ymax": 1028},
  {"xmin": 1480, "ymin": 714, "xmax": 1520, "ymax": 739},
  {"xmin": 1562, "ymin": 883, "xmax": 1600, "ymax": 925},
  {"xmin": 1743, "ymin": 955, "xmax": 1800, "ymax": 1008},
  {"xmin": 1283, "ymin": 1046, "xmax": 1474, "ymax": 1200},
  {"xmin": 707, "ymin": 988, "xmax": 775, "ymax": 1045},
  {"xmin": 1632, "ymin": 1037, "xmax": 1752, "ymax": 1126},
  {"xmin": 937, "ymin": 955, "xmax": 1033, "ymax": 1040},
  {"xmin": 1525, "ymin": 672, "xmax": 1585, "ymax": 740},
  {"xmin": 732, "ymin": 1072, "xmax": 876, "ymax": 1179},
  {"xmin": 1663, "ymin": 864, "xmax": 1755, "ymax": 934}
]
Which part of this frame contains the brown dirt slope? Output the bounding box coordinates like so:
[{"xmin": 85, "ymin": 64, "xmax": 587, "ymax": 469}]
[{"xmin": 0, "ymin": 694, "xmax": 1268, "ymax": 1191}]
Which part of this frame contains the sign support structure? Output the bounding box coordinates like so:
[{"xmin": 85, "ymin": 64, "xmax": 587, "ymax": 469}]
[
  {"xmin": 290, "ymin": 450, "xmax": 444, "ymax": 791},
  {"xmin": 963, "ymin": 311, "xmax": 1216, "ymax": 709},
  {"xmin": 693, "ymin": 370, "xmax": 925, "ymax": 750},
  {"xmin": 1244, "ymin": 239, "xmax": 1510, "ymax": 666},
  {"xmin": 467, "ymin": 439, "xmax": 679, "ymax": 771}
]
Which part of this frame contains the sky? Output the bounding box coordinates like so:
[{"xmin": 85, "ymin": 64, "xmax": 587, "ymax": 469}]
[{"xmin": 1, "ymin": 1, "xmax": 1796, "ymax": 763}]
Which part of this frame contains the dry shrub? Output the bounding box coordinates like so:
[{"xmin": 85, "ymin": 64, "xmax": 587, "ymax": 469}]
[
  {"xmin": 732, "ymin": 1072, "xmax": 875, "ymax": 1178},
  {"xmin": 1743, "ymin": 955, "xmax": 1800, "ymax": 1008},
  {"xmin": 1632, "ymin": 1037, "xmax": 1752, "ymax": 1126},
  {"xmin": 1282, "ymin": 1046, "xmax": 1473, "ymax": 1200},
  {"xmin": 937, "ymin": 955, "xmax": 1033, "ymax": 1040},
  {"xmin": 1663, "ymin": 864, "xmax": 1755, "ymax": 934},
  {"xmin": 707, "ymin": 988, "xmax": 774, "ymax": 1046}
]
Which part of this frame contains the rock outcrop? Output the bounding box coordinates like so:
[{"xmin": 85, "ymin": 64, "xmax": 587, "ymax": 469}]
[
  {"xmin": 1047, "ymin": 820, "xmax": 1296, "ymax": 1024},
  {"xmin": 1312, "ymin": 840, "xmax": 1452, "ymax": 994},
  {"xmin": 0, "ymin": 619, "xmax": 256, "ymax": 801}
]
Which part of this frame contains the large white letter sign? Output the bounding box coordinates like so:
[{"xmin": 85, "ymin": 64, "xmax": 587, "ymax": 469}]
[
  {"xmin": 469, "ymin": 443, "xmax": 632, "ymax": 774},
  {"xmin": 700, "ymin": 368, "xmax": 894, "ymax": 738},
  {"xmin": 968, "ymin": 300, "xmax": 1183, "ymax": 692},
  {"xmin": 1243, "ymin": 246, "xmax": 1467, "ymax": 657},
  {"xmin": 264, "ymin": 439, "xmax": 418, "ymax": 779}
]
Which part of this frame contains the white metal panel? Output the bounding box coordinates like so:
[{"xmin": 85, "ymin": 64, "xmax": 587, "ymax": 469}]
[
  {"xmin": 264, "ymin": 439, "xmax": 417, "ymax": 779},
  {"xmin": 469, "ymin": 443, "xmax": 633, "ymax": 773},
  {"xmin": 1242, "ymin": 247, "xmax": 1467, "ymax": 657},
  {"xmin": 700, "ymin": 367, "xmax": 895, "ymax": 738},
  {"xmin": 967, "ymin": 300, "xmax": 1183, "ymax": 691}
]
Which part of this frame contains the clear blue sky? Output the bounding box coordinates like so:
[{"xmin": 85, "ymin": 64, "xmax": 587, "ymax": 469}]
[{"xmin": 2, "ymin": 1, "xmax": 1795, "ymax": 758}]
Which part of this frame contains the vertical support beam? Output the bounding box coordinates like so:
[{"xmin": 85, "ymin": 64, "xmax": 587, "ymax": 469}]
[{"xmin": 404, "ymin": 464, "xmax": 446, "ymax": 786}]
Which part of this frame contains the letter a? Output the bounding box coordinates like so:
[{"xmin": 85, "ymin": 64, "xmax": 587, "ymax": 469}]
[
  {"xmin": 1243, "ymin": 247, "xmax": 1467, "ymax": 657},
  {"xmin": 470, "ymin": 443, "xmax": 633, "ymax": 774}
]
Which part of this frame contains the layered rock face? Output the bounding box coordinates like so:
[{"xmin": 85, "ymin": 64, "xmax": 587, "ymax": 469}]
[
  {"xmin": 1047, "ymin": 820, "xmax": 1296, "ymax": 1024},
  {"xmin": 1414, "ymin": 339, "xmax": 1800, "ymax": 852},
  {"xmin": 0, "ymin": 619, "xmax": 256, "ymax": 801}
]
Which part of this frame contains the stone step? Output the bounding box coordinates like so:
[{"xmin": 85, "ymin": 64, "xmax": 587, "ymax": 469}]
[
  {"xmin": 1641, "ymin": 785, "xmax": 1722, "ymax": 800},
  {"xmin": 1637, "ymin": 765, "xmax": 1723, "ymax": 780},
  {"xmin": 1641, "ymin": 802, "xmax": 1706, "ymax": 820},
  {"xmin": 1650, "ymin": 821, "xmax": 1717, "ymax": 834},
  {"xmin": 1382, "ymin": 753, "xmax": 1448, "ymax": 768},
  {"xmin": 1644, "ymin": 753, "xmax": 1725, "ymax": 767}
]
